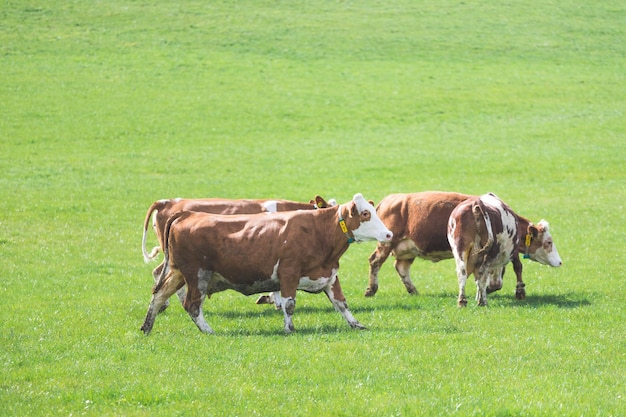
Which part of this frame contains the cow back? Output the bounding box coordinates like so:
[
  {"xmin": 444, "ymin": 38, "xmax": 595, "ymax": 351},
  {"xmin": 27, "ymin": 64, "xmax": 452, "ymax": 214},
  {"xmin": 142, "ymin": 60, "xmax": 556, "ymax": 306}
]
[{"xmin": 377, "ymin": 192, "xmax": 471, "ymax": 256}]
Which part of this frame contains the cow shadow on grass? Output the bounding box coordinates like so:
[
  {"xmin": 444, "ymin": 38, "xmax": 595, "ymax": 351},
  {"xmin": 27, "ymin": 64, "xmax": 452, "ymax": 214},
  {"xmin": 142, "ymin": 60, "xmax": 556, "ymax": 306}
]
[
  {"xmin": 202, "ymin": 307, "xmax": 367, "ymax": 337},
  {"xmin": 208, "ymin": 298, "xmax": 422, "ymax": 319},
  {"xmin": 217, "ymin": 324, "xmax": 359, "ymax": 337},
  {"xmin": 190, "ymin": 291, "xmax": 591, "ymax": 336},
  {"xmin": 196, "ymin": 290, "xmax": 589, "ymax": 323},
  {"xmin": 198, "ymin": 298, "xmax": 424, "ymax": 336},
  {"xmin": 489, "ymin": 291, "xmax": 591, "ymax": 309}
]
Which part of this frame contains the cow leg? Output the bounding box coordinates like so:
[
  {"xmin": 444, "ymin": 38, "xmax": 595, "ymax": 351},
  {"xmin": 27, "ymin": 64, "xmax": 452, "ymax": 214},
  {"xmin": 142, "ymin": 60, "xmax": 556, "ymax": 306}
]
[
  {"xmin": 151, "ymin": 262, "xmax": 171, "ymax": 313},
  {"xmin": 394, "ymin": 258, "xmax": 418, "ymax": 295},
  {"xmin": 475, "ymin": 267, "xmax": 489, "ymax": 306},
  {"xmin": 141, "ymin": 269, "xmax": 185, "ymax": 335},
  {"xmin": 176, "ymin": 286, "xmax": 187, "ymax": 307},
  {"xmin": 255, "ymin": 291, "xmax": 282, "ymax": 310},
  {"xmin": 272, "ymin": 291, "xmax": 282, "ymax": 309},
  {"xmin": 366, "ymin": 243, "xmax": 392, "ymax": 296},
  {"xmin": 183, "ymin": 270, "xmax": 214, "ymax": 334},
  {"xmin": 277, "ymin": 274, "xmax": 299, "ymax": 333},
  {"xmin": 325, "ymin": 277, "xmax": 366, "ymax": 330},
  {"xmin": 281, "ymin": 296, "xmax": 296, "ymax": 334},
  {"xmin": 475, "ymin": 283, "xmax": 488, "ymax": 306},
  {"xmin": 454, "ymin": 259, "xmax": 469, "ymax": 308},
  {"xmin": 255, "ymin": 294, "xmax": 273, "ymax": 305},
  {"xmin": 151, "ymin": 262, "xmax": 164, "ymax": 283},
  {"xmin": 152, "ymin": 261, "xmax": 189, "ymax": 314},
  {"xmin": 179, "ymin": 267, "xmax": 210, "ymax": 308},
  {"xmin": 512, "ymin": 256, "xmax": 526, "ymax": 300}
]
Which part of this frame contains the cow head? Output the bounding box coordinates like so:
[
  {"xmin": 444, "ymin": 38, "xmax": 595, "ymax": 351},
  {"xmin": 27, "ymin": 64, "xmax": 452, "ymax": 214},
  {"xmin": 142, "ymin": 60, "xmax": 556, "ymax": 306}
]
[
  {"xmin": 525, "ymin": 220, "xmax": 562, "ymax": 267},
  {"xmin": 344, "ymin": 193, "xmax": 393, "ymax": 243},
  {"xmin": 485, "ymin": 266, "xmax": 505, "ymax": 293}
]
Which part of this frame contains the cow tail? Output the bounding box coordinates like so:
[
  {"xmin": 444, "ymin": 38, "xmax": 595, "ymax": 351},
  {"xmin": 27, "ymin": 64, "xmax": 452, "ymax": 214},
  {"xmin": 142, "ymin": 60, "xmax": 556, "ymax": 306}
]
[
  {"xmin": 153, "ymin": 211, "xmax": 186, "ymax": 294},
  {"xmin": 472, "ymin": 200, "xmax": 494, "ymax": 258},
  {"xmin": 142, "ymin": 200, "xmax": 168, "ymax": 263}
]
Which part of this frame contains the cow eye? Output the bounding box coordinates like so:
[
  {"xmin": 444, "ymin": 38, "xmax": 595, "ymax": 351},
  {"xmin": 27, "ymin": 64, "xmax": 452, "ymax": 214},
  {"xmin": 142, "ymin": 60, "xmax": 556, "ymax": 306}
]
[{"xmin": 362, "ymin": 210, "xmax": 370, "ymax": 220}]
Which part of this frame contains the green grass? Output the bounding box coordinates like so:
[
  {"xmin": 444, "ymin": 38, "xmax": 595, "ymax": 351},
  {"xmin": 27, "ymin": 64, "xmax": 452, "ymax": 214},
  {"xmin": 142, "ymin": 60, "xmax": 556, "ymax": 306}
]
[{"xmin": 1, "ymin": 0, "xmax": 625, "ymax": 415}]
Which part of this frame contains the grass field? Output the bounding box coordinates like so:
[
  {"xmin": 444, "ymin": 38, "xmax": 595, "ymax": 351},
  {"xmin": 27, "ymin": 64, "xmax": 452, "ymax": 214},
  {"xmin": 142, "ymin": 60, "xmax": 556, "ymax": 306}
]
[{"xmin": 1, "ymin": 1, "xmax": 625, "ymax": 416}]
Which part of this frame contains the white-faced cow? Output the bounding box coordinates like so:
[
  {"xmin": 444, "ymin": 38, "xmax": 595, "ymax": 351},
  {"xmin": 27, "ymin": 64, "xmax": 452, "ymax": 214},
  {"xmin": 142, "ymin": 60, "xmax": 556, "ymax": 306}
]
[
  {"xmin": 366, "ymin": 191, "xmax": 561, "ymax": 301},
  {"xmin": 141, "ymin": 196, "xmax": 333, "ymax": 312},
  {"xmin": 140, "ymin": 194, "xmax": 393, "ymax": 335},
  {"xmin": 448, "ymin": 193, "xmax": 562, "ymax": 307}
]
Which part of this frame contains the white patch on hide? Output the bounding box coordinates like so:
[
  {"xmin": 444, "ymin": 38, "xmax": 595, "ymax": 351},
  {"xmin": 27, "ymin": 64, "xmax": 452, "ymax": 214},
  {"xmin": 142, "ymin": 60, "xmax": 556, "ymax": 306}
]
[
  {"xmin": 480, "ymin": 193, "xmax": 518, "ymax": 266},
  {"xmin": 297, "ymin": 268, "xmax": 338, "ymax": 292},
  {"xmin": 271, "ymin": 260, "xmax": 280, "ymax": 280},
  {"xmin": 263, "ymin": 200, "xmax": 278, "ymax": 213}
]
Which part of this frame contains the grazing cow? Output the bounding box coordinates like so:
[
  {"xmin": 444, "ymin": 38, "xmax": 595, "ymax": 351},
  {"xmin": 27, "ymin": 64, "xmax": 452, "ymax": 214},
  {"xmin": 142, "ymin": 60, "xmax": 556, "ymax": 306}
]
[
  {"xmin": 366, "ymin": 191, "xmax": 561, "ymax": 301},
  {"xmin": 448, "ymin": 193, "xmax": 562, "ymax": 307},
  {"xmin": 140, "ymin": 194, "xmax": 393, "ymax": 335},
  {"xmin": 141, "ymin": 196, "xmax": 333, "ymax": 311}
]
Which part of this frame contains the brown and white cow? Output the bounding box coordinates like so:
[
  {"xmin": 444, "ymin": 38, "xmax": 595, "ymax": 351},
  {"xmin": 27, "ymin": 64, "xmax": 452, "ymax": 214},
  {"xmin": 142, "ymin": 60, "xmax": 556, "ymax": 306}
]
[
  {"xmin": 140, "ymin": 194, "xmax": 393, "ymax": 335},
  {"xmin": 448, "ymin": 193, "xmax": 562, "ymax": 307},
  {"xmin": 366, "ymin": 191, "xmax": 561, "ymax": 301},
  {"xmin": 366, "ymin": 192, "xmax": 471, "ymax": 296},
  {"xmin": 141, "ymin": 196, "xmax": 333, "ymax": 311},
  {"xmin": 142, "ymin": 196, "xmax": 332, "ymax": 264}
]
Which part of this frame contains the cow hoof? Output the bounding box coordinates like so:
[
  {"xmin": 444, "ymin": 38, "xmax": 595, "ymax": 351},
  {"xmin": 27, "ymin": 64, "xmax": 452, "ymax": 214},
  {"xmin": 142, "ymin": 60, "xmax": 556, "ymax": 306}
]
[
  {"xmin": 364, "ymin": 286, "xmax": 378, "ymax": 297},
  {"xmin": 408, "ymin": 289, "xmax": 419, "ymax": 296},
  {"xmin": 351, "ymin": 322, "xmax": 367, "ymax": 330},
  {"xmin": 457, "ymin": 298, "xmax": 468, "ymax": 308},
  {"xmin": 515, "ymin": 283, "xmax": 526, "ymax": 300},
  {"xmin": 255, "ymin": 295, "xmax": 272, "ymax": 305}
]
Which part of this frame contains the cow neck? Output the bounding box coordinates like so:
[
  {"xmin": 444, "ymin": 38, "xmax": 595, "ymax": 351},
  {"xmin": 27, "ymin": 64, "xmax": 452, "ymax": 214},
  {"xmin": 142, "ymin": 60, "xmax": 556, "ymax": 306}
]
[
  {"xmin": 516, "ymin": 215, "xmax": 533, "ymax": 258},
  {"xmin": 337, "ymin": 204, "xmax": 356, "ymax": 244}
]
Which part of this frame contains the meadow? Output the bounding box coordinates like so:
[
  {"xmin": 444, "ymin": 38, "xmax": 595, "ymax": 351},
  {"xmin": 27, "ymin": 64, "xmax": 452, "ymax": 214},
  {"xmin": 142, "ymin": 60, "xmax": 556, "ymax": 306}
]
[{"xmin": 1, "ymin": 0, "xmax": 624, "ymax": 415}]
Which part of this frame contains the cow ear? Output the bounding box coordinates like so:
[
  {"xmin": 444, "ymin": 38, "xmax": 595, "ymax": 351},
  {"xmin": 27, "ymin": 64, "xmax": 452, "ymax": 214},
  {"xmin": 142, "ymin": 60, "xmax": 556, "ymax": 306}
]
[
  {"xmin": 350, "ymin": 201, "xmax": 358, "ymax": 218},
  {"xmin": 538, "ymin": 219, "xmax": 550, "ymax": 232},
  {"xmin": 314, "ymin": 196, "xmax": 328, "ymax": 209},
  {"xmin": 368, "ymin": 199, "xmax": 375, "ymax": 207},
  {"xmin": 528, "ymin": 224, "xmax": 539, "ymax": 238}
]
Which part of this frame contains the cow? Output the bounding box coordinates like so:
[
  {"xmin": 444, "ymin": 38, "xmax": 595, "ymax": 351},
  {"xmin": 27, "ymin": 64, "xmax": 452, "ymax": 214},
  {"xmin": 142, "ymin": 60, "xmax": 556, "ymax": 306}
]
[
  {"xmin": 448, "ymin": 193, "xmax": 562, "ymax": 307},
  {"xmin": 366, "ymin": 192, "xmax": 471, "ymax": 297},
  {"xmin": 140, "ymin": 193, "xmax": 394, "ymax": 335},
  {"xmin": 141, "ymin": 196, "xmax": 333, "ymax": 312},
  {"xmin": 366, "ymin": 191, "xmax": 561, "ymax": 301},
  {"xmin": 142, "ymin": 196, "xmax": 332, "ymax": 264}
]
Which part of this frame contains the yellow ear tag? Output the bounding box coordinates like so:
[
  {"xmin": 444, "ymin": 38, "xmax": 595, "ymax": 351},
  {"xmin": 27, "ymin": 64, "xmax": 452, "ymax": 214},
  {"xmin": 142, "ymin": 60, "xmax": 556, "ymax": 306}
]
[
  {"xmin": 339, "ymin": 219, "xmax": 348, "ymax": 234},
  {"xmin": 317, "ymin": 201, "xmax": 323, "ymax": 208},
  {"xmin": 525, "ymin": 234, "xmax": 532, "ymax": 247}
]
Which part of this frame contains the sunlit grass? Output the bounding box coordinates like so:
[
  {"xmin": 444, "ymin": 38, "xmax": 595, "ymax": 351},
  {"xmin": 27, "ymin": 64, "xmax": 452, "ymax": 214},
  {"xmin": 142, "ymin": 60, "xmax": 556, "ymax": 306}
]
[{"xmin": 1, "ymin": 0, "xmax": 624, "ymax": 416}]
